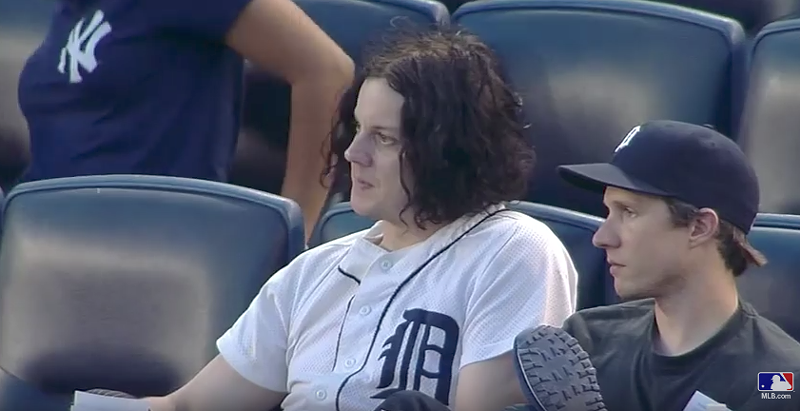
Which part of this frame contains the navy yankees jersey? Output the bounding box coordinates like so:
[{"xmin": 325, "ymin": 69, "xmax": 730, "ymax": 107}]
[
  {"xmin": 217, "ymin": 204, "xmax": 579, "ymax": 411},
  {"xmin": 17, "ymin": 0, "xmax": 251, "ymax": 183}
]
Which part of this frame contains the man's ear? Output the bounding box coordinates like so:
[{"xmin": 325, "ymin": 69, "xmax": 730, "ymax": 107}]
[{"xmin": 688, "ymin": 208, "xmax": 720, "ymax": 247}]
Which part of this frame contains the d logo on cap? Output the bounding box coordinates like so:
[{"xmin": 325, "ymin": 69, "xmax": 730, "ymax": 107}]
[{"xmin": 615, "ymin": 125, "xmax": 641, "ymax": 153}]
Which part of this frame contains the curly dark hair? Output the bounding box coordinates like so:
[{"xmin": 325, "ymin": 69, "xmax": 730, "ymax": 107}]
[{"xmin": 323, "ymin": 26, "xmax": 535, "ymax": 229}]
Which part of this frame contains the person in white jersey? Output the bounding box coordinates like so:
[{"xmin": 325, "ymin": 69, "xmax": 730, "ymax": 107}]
[{"xmin": 143, "ymin": 27, "xmax": 579, "ymax": 411}]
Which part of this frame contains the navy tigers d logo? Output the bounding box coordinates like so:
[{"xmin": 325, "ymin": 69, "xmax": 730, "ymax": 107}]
[{"xmin": 372, "ymin": 309, "xmax": 459, "ymax": 404}]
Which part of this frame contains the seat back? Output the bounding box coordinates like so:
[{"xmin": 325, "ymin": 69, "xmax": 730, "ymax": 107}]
[
  {"xmin": 647, "ymin": 0, "xmax": 800, "ymax": 35},
  {"xmin": 233, "ymin": 0, "xmax": 449, "ymax": 193},
  {"xmin": 509, "ymin": 202, "xmax": 616, "ymax": 310},
  {"xmin": 737, "ymin": 214, "xmax": 800, "ymax": 341},
  {"xmin": 310, "ymin": 201, "xmax": 616, "ymax": 310},
  {"xmin": 0, "ymin": 175, "xmax": 303, "ymax": 410},
  {"xmin": 452, "ymin": 0, "xmax": 745, "ymax": 217},
  {"xmin": 737, "ymin": 20, "xmax": 800, "ymax": 214},
  {"xmin": 309, "ymin": 201, "xmax": 374, "ymax": 246}
]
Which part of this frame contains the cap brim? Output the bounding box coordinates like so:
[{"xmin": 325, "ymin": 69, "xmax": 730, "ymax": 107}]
[{"xmin": 557, "ymin": 163, "xmax": 672, "ymax": 197}]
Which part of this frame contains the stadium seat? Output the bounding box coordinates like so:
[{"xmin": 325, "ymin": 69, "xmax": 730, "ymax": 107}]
[
  {"xmin": 0, "ymin": 175, "xmax": 304, "ymax": 411},
  {"xmin": 309, "ymin": 201, "xmax": 617, "ymax": 310},
  {"xmin": 737, "ymin": 213, "xmax": 800, "ymax": 341},
  {"xmin": 737, "ymin": 19, "xmax": 800, "ymax": 215},
  {"xmin": 452, "ymin": 0, "xmax": 746, "ymax": 218},
  {"xmin": 0, "ymin": 186, "xmax": 4, "ymax": 236},
  {"xmin": 308, "ymin": 201, "xmax": 374, "ymax": 246},
  {"xmin": 510, "ymin": 202, "xmax": 616, "ymax": 310},
  {"xmin": 647, "ymin": 0, "xmax": 800, "ymax": 36},
  {"xmin": 230, "ymin": 0, "xmax": 449, "ymax": 196}
]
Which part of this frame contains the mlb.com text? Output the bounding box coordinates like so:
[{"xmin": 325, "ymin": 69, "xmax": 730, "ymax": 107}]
[{"xmin": 761, "ymin": 392, "xmax": 792, "ymax": 400}]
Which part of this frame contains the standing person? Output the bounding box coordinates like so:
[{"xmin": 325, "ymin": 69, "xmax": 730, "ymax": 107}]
[
  {"xmin": 17, "ymin": 0, "xmax": 354, "ymax": 239},
  {"xmin": 127, "ymin": 27, "xmax": 578, "ymax": 411},
  {"xmin": 515, "ymin": 120, "xmax": 800, "ymax": 411}
]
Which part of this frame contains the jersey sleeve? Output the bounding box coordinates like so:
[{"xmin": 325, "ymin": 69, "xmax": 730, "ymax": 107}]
[
  {"xmin": 459, "ymin": 222, "xmax": 579, "ymax": 367},
  {"xmin": 216, "ymin": 267, "xmax": 293, "ymax": 392},
  {"xmin": 145, "ymin": 0, "xmax": 254, "ymax": 40}
]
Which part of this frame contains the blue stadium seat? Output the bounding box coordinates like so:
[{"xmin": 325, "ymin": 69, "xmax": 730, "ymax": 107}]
[
  {"xmin": 0, "ymin": 186, "xmax": 4, "ymax": 237},
  {"xmin": 309, "ymin": 201, "xmax": 617, "ymax": 310},
  {"xmin": 737, "ymin": 19, "xmax": 800, "ymax": 214},
  {"xmin": 452, "ymin": 0, "xmax": 746, "ymax": 218},
  {"xmin": 295, "ymin": 0, "xmax": 449, "ymax": 64},
  {"xmin": 647, "ymin": 0, "xmax": 800, "ymax": 35},
  {"xmin": 0, "ymin": 175, "xmax": 303, "ymax": 411},
  {"xmin": 508, "ymin": 202, "xmax": 617, "ymax": 310},
  {"xmin": 737, "ymin": 213, "xmax": 800, "ymax": 341},
  {"xmin": 308, "ymin": 201, "xmax": 374, "ymax": 246},
  {"xmin": 231, "ymin": 0, "xmax": 449, "ymax": 194}
]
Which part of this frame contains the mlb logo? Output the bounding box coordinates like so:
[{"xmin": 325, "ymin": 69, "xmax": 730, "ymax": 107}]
[{"xmin": 758, "ymin": 372, "xmax": 794, "ymax": 392}]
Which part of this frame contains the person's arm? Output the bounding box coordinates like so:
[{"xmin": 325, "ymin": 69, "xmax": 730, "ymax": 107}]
[
  {"xmin": 224, "ymin": 0, "xmax": 354, "ymax": 240},
  {"xmin": 147, "ymin": 0, "xmax": 354, "ymax": 241},
  {"xmin": 454, "ymin": 352, "xmax": 524, "ymax": 411},
  {"xmin": 452, "ymin": 224, "xmax": 579, "ymax": 411}
]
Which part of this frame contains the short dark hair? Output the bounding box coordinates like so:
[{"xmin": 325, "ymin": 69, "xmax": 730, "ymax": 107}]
[
  {"xmin": 323, "ymin": 26, "xmax": 534, "ymax": 229},
  {"xmin": 664, "ymin": 197, "xmax": 766, "ymax": 276}
]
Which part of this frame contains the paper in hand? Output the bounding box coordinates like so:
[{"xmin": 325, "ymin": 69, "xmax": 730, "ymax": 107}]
[
  {"xmin": 71, "ymin": 390, "xmax": 151, "ymax": 411},
  {"xmin": 682, "ymin": 390, "xmax": 731, "ymax": 411}
]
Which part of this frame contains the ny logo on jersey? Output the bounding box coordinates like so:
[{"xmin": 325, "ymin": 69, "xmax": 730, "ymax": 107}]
[
  {"xmin": 372, "ymin": 309, "xmax": 459, "ymax": 405},
  {"xmin": 615, "ymin": 125, "xmax": 641, "ymax": 153},
  {"xmin": 58, "ymin": 10, "xmax": 112, "ymax": 84}
]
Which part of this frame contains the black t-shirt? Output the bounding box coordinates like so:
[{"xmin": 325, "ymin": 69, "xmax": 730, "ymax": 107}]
[{"xmin": 563, "ymin": 299, "xmax": 800, "ymax": 411}]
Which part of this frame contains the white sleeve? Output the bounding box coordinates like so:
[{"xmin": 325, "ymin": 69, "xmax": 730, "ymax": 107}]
[
  {"xmin": 460, "ymin": 223, "xmax": 578, "ymax": 367},
  {"xmin": 216, "ymin": 268, "xmax": 292, "ymax": 392}
]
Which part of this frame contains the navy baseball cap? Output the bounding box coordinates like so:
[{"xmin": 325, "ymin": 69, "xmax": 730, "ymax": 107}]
[{"xmin": 558, "ymin": 120, "xmax": 765, "ymax": 265}]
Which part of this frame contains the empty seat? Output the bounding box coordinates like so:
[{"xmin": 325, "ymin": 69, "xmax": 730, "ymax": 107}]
[
  {"xmin": 452, "ymin": 0, "xmax": 745, "ymax": 218},
  {"xmin": 648, "ymin": 0, "xmax": 800, "ymax": 35},
  {"xmin": 310, "ymin": 201, "xmax": 617, "ymax": 310},
  {"xmin": 296, "ymin": 0, "xmax": 449, "ymax": 64},
  {"xmin": 0, "ymin": 175, "xmax": 304, "ymax": 411},
  {"xmin": 231, "ymin": 0, "xmax": 449, "ymax": 194},
  {"xmin": 737, "ymin": 19, "xmax": 800, "ymax": 214},
  {"xmin": 308, "ymin": 201, "xmax": 374, "ymax": 246},
  {"xmin": 737, "ymin": 213, "xmax": 800, "ymax": 341}
]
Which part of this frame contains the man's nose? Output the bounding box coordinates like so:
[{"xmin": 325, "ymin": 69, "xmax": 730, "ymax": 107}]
[{"xmin": 592, "ymin": 219, "xmax": 620, "ymax": 249}]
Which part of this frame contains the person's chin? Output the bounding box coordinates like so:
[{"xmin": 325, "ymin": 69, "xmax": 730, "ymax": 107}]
[
  {"xmin": 615, "ymin": 283, "xmax": 653, "ymax": 302},
  {"xmin": 350, "ymin": 197, "xmax": 374, "ymax": 218}
]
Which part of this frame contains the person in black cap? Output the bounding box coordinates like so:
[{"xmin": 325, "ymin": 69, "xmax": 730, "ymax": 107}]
[{"xmin": 514, "ymin": 120, "xmax": 800, "ymax": 411}]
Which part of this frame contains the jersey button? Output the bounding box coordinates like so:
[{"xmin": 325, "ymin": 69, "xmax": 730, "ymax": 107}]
[
  {"xmin": 379, "ymin": 260, "xmax": 392, "ymax": 271},
  {"xmin": 344, "ymin": 358, "xmax": 356, "ymax": 368},
  {"xmin": 315, "ymin": 389, "xmax": 327, "ymax": 400},
  {"xmin": 359, "ymin": 306, "xmax": 371, "ymax": 316}
]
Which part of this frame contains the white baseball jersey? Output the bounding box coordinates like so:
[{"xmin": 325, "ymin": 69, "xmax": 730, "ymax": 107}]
[{"xmin": 216, "ymin": 203, "xmax": 579, "ymax": 411}]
